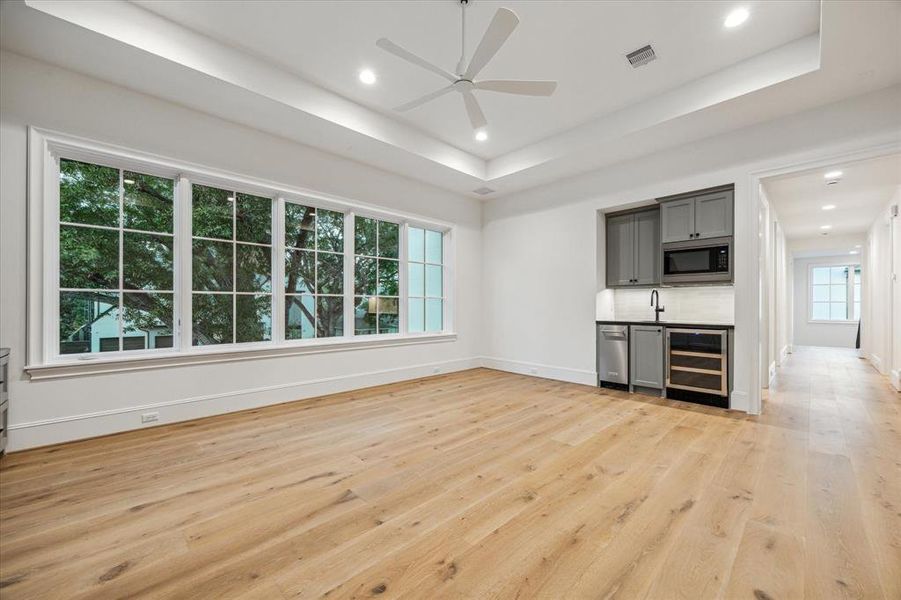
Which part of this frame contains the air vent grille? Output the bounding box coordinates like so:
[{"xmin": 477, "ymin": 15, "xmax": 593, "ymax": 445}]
[
  {"xmin": 626, "ymin": 44, "xmax": 656, "ymax": 68},
  {"xmin": 472, "ymin": 187, "xmax": 495, "ymax": 196}
]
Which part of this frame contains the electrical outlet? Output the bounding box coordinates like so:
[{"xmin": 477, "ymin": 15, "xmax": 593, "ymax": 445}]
[
  {"xmin": 432, "ymin": 367, "xmax": 440, "ymax": 374},
  {"xmin": 141, "ymin": 412, "xmax": 159, "ymax": 424},
  {"xmin": 529, "ymin": 368, "xmax": 538, "ymax": 375}
]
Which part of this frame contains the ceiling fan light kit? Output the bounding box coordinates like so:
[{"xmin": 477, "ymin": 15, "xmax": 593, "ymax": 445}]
[{"xmin": 376, "ymin": 0, "xmax": 558, "ymax": 133}]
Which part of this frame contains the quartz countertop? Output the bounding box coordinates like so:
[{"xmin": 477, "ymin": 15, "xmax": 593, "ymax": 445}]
[{"xmin": 596, "ymin": 319, "xmax": 734, "ymax": 329}]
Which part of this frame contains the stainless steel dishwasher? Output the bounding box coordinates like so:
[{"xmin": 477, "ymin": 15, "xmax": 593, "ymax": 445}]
[{"xmin": 597, "ymin": 324, "xmax": 629, "ymax": 390}]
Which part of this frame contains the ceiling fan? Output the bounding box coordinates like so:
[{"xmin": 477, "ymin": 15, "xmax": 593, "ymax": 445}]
[{"xmin": 376, "ymin": 0, "xmax": 557, "ymax": 135}]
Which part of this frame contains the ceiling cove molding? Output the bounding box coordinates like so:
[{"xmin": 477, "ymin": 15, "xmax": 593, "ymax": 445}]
[{"xmin": 20, "ymin": 0, "xmax": 825, "ymax": 196}]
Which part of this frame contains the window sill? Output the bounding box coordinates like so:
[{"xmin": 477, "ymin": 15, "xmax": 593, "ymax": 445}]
[
  {"xmin": 24, "ymin": 333, "xmax": 457, "ymax": 380},
  {"xmin": 807, "ymin": 320, "xmax": 859, "ymax": 325}
]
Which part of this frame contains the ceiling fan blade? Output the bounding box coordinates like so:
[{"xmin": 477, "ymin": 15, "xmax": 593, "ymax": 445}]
[
  {"xmin": 376, "ymin": 38, "xmax": 457, "ymax": 83},
  {"xmin": 474, "ymin": 80, "xmax": 557, "ymax": 96},
  {"xmin": 461, "ymin": 91, "xmax": 487, "ymax": 130},
  {"xmin": 393, "ymin": 85, "xmax": 455, "ymax": 112},
  {"xmin": 463, "ymin": 8, "xmax": 519, "ymax": 81}
]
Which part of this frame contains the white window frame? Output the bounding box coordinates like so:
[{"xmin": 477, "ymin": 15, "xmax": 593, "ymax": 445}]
[
  {"xmin": 807, "ymin": 261, "xmax": 861, "ymax": 324},
  {"xmin": 26, "ymin": 128, "xmax": 456, "ymax": 378}
]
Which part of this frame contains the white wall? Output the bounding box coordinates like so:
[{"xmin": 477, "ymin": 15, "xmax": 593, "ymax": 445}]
[
  {"xmin": 863, "ymin": 186, "xmax": 901, "ymax": 386},
  {"xmin": 791, "ymin": 255, "xmax": 860, "ymax": 348},
  {"xmin": 774, "ymin": 222, "xmax": 790, "ymax": 363},
  {"xmin": 483, "ymin": 83, "xmax": 901, "ymax": 412},
  {"xmin": 0, "ymin": 51, "xmax": 483, "ymax": 450}
]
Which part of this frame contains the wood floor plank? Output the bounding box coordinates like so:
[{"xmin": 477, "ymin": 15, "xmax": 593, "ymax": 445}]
[{"xmin": 0, "ymin": 349, "xmax": 898, "ymax": 600}]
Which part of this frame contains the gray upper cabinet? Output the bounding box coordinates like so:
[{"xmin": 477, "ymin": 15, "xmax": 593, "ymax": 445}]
[
  {"xmin": 694, "ymin": 190, "xmax": 733, "ymax": 239},
  {"xmin": 660, "ymin": 188, "xmax": 733, "ymax": 243},
  {"xmin": 605, "ymin": 214, "xmax": 635, "ymax": 287},
  {"xmin": 630, "ymin": 325, "xmax": 663, "ymax": 389},
  {"xmin": 605, "ymin": 208, "xmax": 659, "ymax": 287},
  {"xmin": 660, "ymin": 198, "xmax": 694, "ymax": 243}
]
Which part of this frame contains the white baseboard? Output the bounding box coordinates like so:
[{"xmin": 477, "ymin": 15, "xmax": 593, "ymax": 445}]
[
  {"xmin": 780, "ymin": 345, "xmax": 790, "ymax": 363},
  {"xmin": 730, "ymin": 390, "xmax": 751, "ymax": 413},
  {"xmin": 891, "ymin": 369, "xmax": 901, "ymax": 392},
  {"xmin": 478, "ymin": 356, "xmax": 597, "ymax": 386},
  {"xmin": 7, "ymin": 357, "xmax": 480, "ymax": 452},
  {"xmin": 870, "ymin": 354, "xmax": 884, "ymax": 374}
]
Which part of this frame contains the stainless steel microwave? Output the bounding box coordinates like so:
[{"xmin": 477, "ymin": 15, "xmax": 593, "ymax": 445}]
[{"xmin": 662, "ymin": 236, "xmax": 732, "ymax": 285}]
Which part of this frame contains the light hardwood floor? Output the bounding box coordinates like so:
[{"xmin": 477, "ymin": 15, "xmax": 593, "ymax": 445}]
[{"xmin": 1, "ymin": 346, "xmax": 898, "ymax": 599}]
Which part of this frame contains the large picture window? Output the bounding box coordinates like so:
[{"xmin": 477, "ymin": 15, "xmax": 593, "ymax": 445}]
[
  {"xmin": 284, "ymin": 203, "xmax": 345, "ymax": 339},
  {"xmin": 39, "ymin": 131, "xmax": 453, "ymax": 368},
  {"xmin": 809, "ymin": 264, "xmax": 861, "ymax": 322},
  {"xmin": 192, "ymin": 184, "xmax": 273, "ymax": 345},
  {"xmin": 408, "ymin": 227, "xmax": 444, "ymax": 333},
  {"xmin": 58, "ymin": 159, "xmax": 175, "ymax": 354},
  {"xmin": 354, "ymin": 217, "xmax": 399, "ymax": 335}
]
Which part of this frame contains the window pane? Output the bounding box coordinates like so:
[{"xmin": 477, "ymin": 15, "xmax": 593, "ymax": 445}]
[
  {"xmin": 236, "ymin": 244, "xmax": 272, "ymax": 293},
  {"xmin": 192, "ymin": 185, "xmax": 233, "ymax": 240},
  {"xmin": 853, "ymin": 302, "xmax": 861, "ymax": 320},
  {"xmin": 830, "ymin": 266, "xmax": 848, "ymax": 284},
  {"xmin": 378, "ymin": 221, "xmax": 399, "ymax": 258},
  {"xmin": 236, "ymin": 193, "xmax": 271, "ymax": 244},
  {"xmin": 426, "ymin": 230, "xmax": 443, "ymax": 264},
  {"xmin": 830, "ymin": 303, "xmax": 848, "ymax": 320},
  {"xmin": 830, "ymin": 284, "xmax": 847, "ymax": 302},
  {"xmin": 811, "ymin": 285, "xmax": 829, "ymax": 302},
  {"xmin": 192, "ymin": 239, "xmax": 233, "ymax": 291},
  {"xmin": 408, "ymin": 263, "xmax": 424, "ymax": 296},
  {"xmin": 59, "ymin": 159, "xmax": 119, "ymax": 227},
  {"xmin": 123, "ymin": 171, "xmax": 173, "ymax": 233},
  {"xmin": 123, "ymin": 232, "xmax": 173, "ymax": 291},
  {"xmin": 378, "ymin": 297, "xmax": 399, "ymax": 334},
  {"xmin": 285, "ymin": 295, "xmax": 315, "ymax": 340},
  {"xmin": 193, "ymin": 294, "xmax": 232, "ymax": 345},
  {"xmin": 123, "ymin": 292, "xmax": 173, "ymax": 349},
  {"xmin": 285, "ymin": 249, "xmax": 315, "ymax": 293},
  {"xmin": 317, "ymin": 209, "xmax": 344, "ymax": 253},
  {"xmin": 378, "ymin": 259, "xmax": 399, "ymax": 296},
  {"xmin": 59, "ymin": 225, "xmax": 119, "ymax": 289},
  {"xmin": 59, "ymin": 291, "xmax": 119, "ymax": 354},
  {"xmin": 317, "ymin": 252, "xmax": 344, "ymax": 295},
  {"xmin": 853, "ymin": 284, "xmax": 861, "ymax": 303},
  {"xmin": 409, "ymin": 227, "xmax": 425, "ymax": 263},
  {"xmin": 354, "ymin": 296, "xmax": 377, "ymax": 335},
  {"xmin": 408, "ymin": 298, "xmax": 424, "ymax": 333},
  {"xmin": 285, "ymin": 204, "xmax": 315, "ymax": 250},
  {"xmin": 317, "ymin": 296, "xmax": 344, "ymax": 338},
  {"xmin": 426, "ymin": 299, "xmax": 443, "ymax": 332},
  {"xmin": 812, "ymin": 267, "xmax": 829, "ymax": 285},
  {"xmin": 355, "ymin": 217, "xmax": 377, "ymax": 256},
  {"xmin": 854, "ymin": 267, "xmax": 861, "ymax": 286},
  {"xmin": 236, "ymin": 294, "xmax": 271, "ymax": 342},
  {"xmin": 426, "ymin": 265, "xmax": 443, "ymax": 298},
  {"xmin": 811, "ymin": 302, "xmax": 829, "ymax": 320},
  {"xmin": 355, "ymin": 257, "xmax": 377, "ymax": 296}
]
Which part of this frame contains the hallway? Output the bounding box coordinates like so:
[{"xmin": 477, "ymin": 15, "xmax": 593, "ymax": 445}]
[{"xmin": 758, "ymin": 345, "xmax": 900, "ymax": 599}]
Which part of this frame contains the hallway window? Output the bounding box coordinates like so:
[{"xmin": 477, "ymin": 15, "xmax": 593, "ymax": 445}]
[{"xmin": 809, "ymin": 264, "xmax": 860, "ymax": 322}]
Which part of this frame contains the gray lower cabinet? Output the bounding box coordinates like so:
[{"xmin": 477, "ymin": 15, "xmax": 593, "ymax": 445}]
[
  {"xmin": 630, "ymin": 325, "xmax": 664, "ymax": 389},
  {"xmin": 605, "ymin": 208, "xmax": 659, "ymax": 287},
  {"xmin": 660, "ymin": 188, "xmax": 733, "ymax": 242}
]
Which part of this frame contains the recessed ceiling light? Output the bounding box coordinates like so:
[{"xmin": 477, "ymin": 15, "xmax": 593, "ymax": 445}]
[
  {"xmin": 820, "ymin": 225, "xmax": 832, "ymax": 230},
  {"xmin": 475, "ymin": 129, "xmax": 488, "ymax": 142},
  {"xmin": 359, "ymin": 69, "xmax": 376, "ymax": 85},
  {"xmin": 821, "ymin": 204, "xmax": 836, "ymax": 211},
  {"xmin": 849, "ymin": 250, "xmax": 859, "ymax": 255},
  {"xmin": 824, "ymin": 170, "xmax": 843, "ymax": 179},
  {"xmin": 724, "ymin": 7, "xmax": 749, "ymax": 28},
  {"xmin": 855, "ymin": 244, "xmax": 862, "ymax": 248}
]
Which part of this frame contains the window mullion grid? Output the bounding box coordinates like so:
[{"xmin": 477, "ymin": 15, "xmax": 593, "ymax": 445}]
[
  {"xmin": 273, "ymin": 197, "xmax": 285, "ymax": 344},
  {"xmin": 117, "ymin": 168, "xmax": 124, "ymax": 352},
  {"xmin": 177, "ymin": 175, "xmax": 192, "ymax": 351},
  {"xmin": 399, "ymin": 222, "xmax": 408, "ymax": 336},
  {"xmin": 232, "ymin": 189, "xmax": 237, "ymax": 344},
  {"xmin": 343, "ymin": 212, "xmax": 355, "ymax": 339}
]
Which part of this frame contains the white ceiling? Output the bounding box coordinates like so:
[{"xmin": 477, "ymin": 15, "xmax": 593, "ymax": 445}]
[
  {"xmin": 1, "ymin": 0, "xmax": 899, "ymax": 198},
  {"xmin": 132, "ymin": 0, "xmax": 820, "ymax": 159},
  {"xmin": 764, "ymin": 153, "xmax": 901, "ymax": 240}
]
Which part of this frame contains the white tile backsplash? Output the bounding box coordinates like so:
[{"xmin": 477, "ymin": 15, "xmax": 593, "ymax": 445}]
[{"xmin": 613, "ymin": 287, "xmax": 734, "ymax": 323}]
